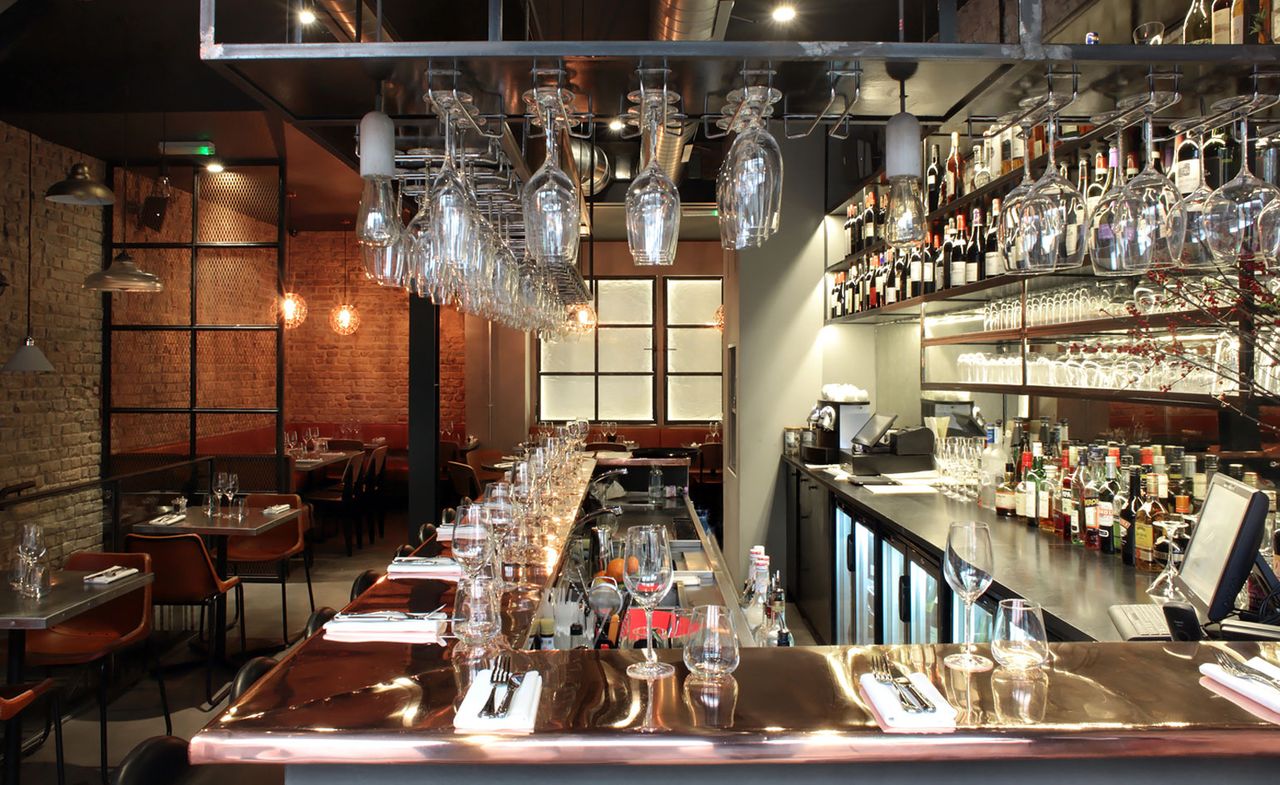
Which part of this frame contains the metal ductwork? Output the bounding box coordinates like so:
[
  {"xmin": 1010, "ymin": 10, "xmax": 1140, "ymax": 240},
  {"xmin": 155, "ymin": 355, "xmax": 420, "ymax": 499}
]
[
  {"xmin": 313, "ymin": 0, "xmax": 398, "ymax": 42},
  {"xmin": 647, "ymin": 0, "xmax": 734, "ymax": 182},
  {"xmin": 568, "ymin": 139, "xmax": 612, "ymax": 197}
]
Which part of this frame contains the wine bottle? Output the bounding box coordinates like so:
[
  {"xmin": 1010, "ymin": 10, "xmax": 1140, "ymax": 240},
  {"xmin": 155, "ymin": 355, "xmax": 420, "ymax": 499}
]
[
  {"xmin": 861, "ymin": 192, "xmax": 876, "ymax": 250},
  {"xmin": 1183, "ymin": 0, "xmax": 1212, "ymax": 42},
  {"xmin": 949, "ymin": 215, "xmax": 968, "ymax": 287},
  {"xmin": 945, "ymin": 131, "xmax": 964, "ymax": 202},
  {"xmin": 926, "ymin": 144, "xmax": 941, "ymax": 213},
  {"xmin": 1212, "ymin": 0, "xmax": 1232, "ymax": 43},
  {"xmin": 1098, "ymin": 454, "xmax": 1119, "ymax": 555},
  {"xmin": 1085, "ymin": 150, "xmax": 1109, "ymax": 213},
  {"xmin": 966, "ymin": 208, "xmax": 983, "ymax": 283},
  {"xmin": 984, "ymin": 199, "xmax": 1002, "ymax": 278},
  {"xmin": 925, "ymin": 233, "xmax": 939, "ymax": 294},
  {"xmin": 1174, "ymin": 133, "xmax": 1202, "ymax": 195},
  {"xmin": 1230, "ymin": 0, "xmax": 1245, "ymax": 44},
  {"xmin": 1120, "ymin": 468, "xmax": 1140, "ymax": 565}
]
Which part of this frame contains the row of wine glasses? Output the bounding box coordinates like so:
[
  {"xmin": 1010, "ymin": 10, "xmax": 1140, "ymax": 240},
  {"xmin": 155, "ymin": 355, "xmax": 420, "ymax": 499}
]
[{"xmin": 716, "ymin": 85, "xmax": 784, "ymax": 251}]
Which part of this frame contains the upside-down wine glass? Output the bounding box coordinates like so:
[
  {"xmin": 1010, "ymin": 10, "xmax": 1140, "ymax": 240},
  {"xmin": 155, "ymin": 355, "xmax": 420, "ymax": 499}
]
[
  {"xmin": 1206, "ymin": 117, "xmax": 1280, "ymax": 270},
  {"xmin": 1128, "ymin": 101, "xmax": 1187, "ymax": 269},
  {"xmin": 627, "ymin": 84, "xmax": 680, "ymax": 265},
  {"xmin": 999, "ymin": 118, "xmax": 1038, "ymax": 274},
  {"xmin": 1020, "ymin": 103, "xmax": 1088, "ymax": 272},
  {"xmin": 623, "ymin": 525, "xmax": 676, "ymax": 680},
  {"xmin": 523, "ymin": 91, "xmax": 581, "ymax": 266},
  {"xmin": 1090, "ymin": 123, "xmax": 1154, "ymax": 277},
  {"xmin": 1170, "ymin": 132, "xmax": 1221, "ymax": 270}
]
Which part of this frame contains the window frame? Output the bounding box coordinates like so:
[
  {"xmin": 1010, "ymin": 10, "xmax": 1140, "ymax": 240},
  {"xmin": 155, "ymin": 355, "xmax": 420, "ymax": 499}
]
[{"xmin": 663, "ymin": 276, "xmax": 724, "ymax": 425}]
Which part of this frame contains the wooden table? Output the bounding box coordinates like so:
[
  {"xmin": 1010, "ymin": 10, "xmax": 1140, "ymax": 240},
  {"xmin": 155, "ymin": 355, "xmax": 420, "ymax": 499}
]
[
  {"xmin": 291, "ymin": 451, "xmax": 358, "ymax": 492},
  {"xmin": 133, "ymin": 506, "xmax": 301, "ymax": 662},
  {"xmin": 0, "ymin": 569, "xmax": 153, "ymax": 785}
]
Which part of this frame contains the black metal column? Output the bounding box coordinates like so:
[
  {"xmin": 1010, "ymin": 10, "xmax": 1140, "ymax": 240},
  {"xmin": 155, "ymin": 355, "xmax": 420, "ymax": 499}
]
[{"xmin": 408, "ymin": 295, "xmax": 440, "ymax": 542}]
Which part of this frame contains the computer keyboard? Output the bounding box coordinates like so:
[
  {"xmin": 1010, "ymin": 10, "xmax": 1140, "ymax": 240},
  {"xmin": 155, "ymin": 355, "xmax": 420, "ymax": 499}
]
[{"xmin": 1108, "ymin": 603, "xmax": 1171, "ymax": 640}]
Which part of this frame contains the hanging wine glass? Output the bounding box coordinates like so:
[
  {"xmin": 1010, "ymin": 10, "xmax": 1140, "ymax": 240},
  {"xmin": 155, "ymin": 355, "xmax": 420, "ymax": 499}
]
[
  {"xmin": 429, "ymin": 112, "xmax": 474, "ymax": 306},
  {"xmin": 626, "ymin": 81, "xmax": 680, "ymax": 266},
  {"xmin": 999, "ymin": 117, "xmax": 1038, "ymax": 274},
  {"xmin": 1127, "ymin": 99, "xmax": 1187, "ymax": 269},
  {"xmin": 522, "ymin": 89, "xmax": 581, "ymax": 266},
  {"xmin": 1168, "ymin": 131, "xmax": 1219, "ymax": 270},
  {"xmin": 1090, "ymin": 121, "xmax": 1153, "ymax": 277},
  {"xmin": 1020, "ymin": 96, "xmax": 1087, "ymax": 272},
  {"xmin": 1205, "ymin": 117, "xmax": 1280, "ymax": 269},
  {"xmin": 716, "ymin": 82, "xmax": 783, "ymax": 250}
]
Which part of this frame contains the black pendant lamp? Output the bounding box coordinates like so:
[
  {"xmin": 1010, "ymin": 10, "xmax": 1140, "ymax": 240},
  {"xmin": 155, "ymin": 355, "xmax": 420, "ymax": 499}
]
[
  {"xmin": 5, "ymin": 132, "xmax": 54, "ymax": 372},
  {"xmin": 45, "ymin": 162, "xmax": 115, "ymax": 206}
]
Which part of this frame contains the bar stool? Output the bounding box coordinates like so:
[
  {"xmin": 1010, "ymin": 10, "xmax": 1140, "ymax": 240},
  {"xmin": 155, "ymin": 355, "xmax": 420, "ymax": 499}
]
[
  {"xmin": 124, "ymin": 534, "xmax": 244, "ymax": 705},
  {"xmin": 25, "ymin": 551, "xmax": 169, "ymax": 785},
  {"xmin": 0, "ymin": 679, "xmax": 64, "ymax": 785},
  {"xmin": 227, "ymin": 493, "xmax": 315, "ymax": 645}
]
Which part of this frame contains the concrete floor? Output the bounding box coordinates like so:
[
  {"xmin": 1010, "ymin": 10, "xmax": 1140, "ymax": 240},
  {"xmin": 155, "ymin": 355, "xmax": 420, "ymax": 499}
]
[{"xmin": 16, "ymin": 511, "xmax": 817, "ymax": 785}]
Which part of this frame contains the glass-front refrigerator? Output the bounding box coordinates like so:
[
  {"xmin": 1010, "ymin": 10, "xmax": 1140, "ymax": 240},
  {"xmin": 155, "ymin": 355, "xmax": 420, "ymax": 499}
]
[
  {"xmin": 880, "ymin": 538, "xmax": 907, "ymax": 644},
  {"xmin": 881, "ymin": 536, "xmax": 944, "ymax": 645},
  {"xmin": 834, "ymin": 504, "xmax": 877, "ymax": 645}
]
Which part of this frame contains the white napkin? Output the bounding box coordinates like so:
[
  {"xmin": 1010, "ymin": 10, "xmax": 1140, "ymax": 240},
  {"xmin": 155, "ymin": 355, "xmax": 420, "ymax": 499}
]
[
  {"xmin": 1199, "ymin": 656, "xmax": 1280, "ymax": 715},
  {"xmin": 387, "ymin": 556, "xmax": 463, "ymax": 581},
  {"xmin": 435, "ymin": 525, "xmax": 454, "ymax": 543},
  {"xmin": 454, "ymin": 669, "xmax": 543, "ymax": 733},
  {"xmin": 262, "ymin": 504, "xmax": 291, "ymax": 516},
  {"xmin": 148, "ymin": 512, "xmax": 186, "ymax": 526},
  {"xmin": 322, "ymin": 613, "xmax": 447, "ymax": 645},
  {"xmin": 673, "ymin": 570, "xmax": 705, "ymax": 587},
  {"xmin": 858, "ymin": 672, "xmax": 958, "ymax": 732},
  {"xmin": 84, "ymin": 567, "xmax": 140, "ymax": 585}
]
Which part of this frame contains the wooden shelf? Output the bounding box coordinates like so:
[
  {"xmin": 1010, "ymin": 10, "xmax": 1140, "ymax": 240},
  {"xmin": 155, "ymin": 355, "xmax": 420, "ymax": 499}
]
[
  {"xmin": 826, "ymin": 273, "xmax": 1026, "ymax": 325},
  {"xmin": 826, "ymin": 240, "xmax": 888, "ymax": 273}
]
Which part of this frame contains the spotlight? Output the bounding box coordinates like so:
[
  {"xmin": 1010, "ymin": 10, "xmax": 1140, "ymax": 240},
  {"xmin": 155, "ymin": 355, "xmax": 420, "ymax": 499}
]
[
  {"xmin": 771, "ymin": 4, "xmax": 796, "ymax": 22},
  {"xmin": 608, "ymin": 118, "xmax": 625, "ymax": 132},
  {"xmin": 298, "ymin": 8, "xmax": 317, "ymax": 24},
  {"xmin": 205, "ymin": 161, "xmax": 225, "ymax": 174}
]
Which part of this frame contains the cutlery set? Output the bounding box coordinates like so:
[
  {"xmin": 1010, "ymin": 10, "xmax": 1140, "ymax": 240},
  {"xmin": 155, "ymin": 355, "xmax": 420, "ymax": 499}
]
[
  {"xmin": 479, "ymin": 653, "xmax": 526, "ymax": 720},
  {"xmin": 869, "ymin": 652, "xmax": 937, "ymax": 714}
]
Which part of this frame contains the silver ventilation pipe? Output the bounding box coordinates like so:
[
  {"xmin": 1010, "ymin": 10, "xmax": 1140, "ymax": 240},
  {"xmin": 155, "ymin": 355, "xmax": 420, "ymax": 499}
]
[{"xmin": 646, "ymin": 0, "xmax": 735, "ymax": 182}]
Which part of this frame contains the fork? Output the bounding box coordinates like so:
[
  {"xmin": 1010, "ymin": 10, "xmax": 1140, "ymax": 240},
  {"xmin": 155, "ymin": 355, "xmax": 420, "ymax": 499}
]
[
  {"xmin": 1214, "ymin": 651, "xmax": 1280, "ymax": 692},
  {"xmin": 479, "ymin": 653, "xmax": 510, "ymax": 718},
  {"xmin": 869, "ymin": 653, "xmax": 924, "ymax": 713}
]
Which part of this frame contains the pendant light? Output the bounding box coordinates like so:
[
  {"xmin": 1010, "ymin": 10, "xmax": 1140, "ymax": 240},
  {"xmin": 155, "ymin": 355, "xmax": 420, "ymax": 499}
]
[
  {"xmin": 5, "ymin": 132, "xmax": 54, "ymax": 372},
  {"xmin": 355, "ymin": 94, "xmax": 401, "ymax": 249},
  {"xmin": 45, "ymin": 162, "xmax": 115, "ymax": 206},
  {"xmin": 84, "ymin": 121, "xmax": 162, "ymax": 292},
  {"xmin": 330, "ymin": 229, "xmax": 360, "ymax": 335},
  {"xmin": 281, "ymin": 195, "xmax": 307, "ymax": 329},
  {"xmin": 884, "ymin": 73, "xmax": 926, "ymax": 251}
]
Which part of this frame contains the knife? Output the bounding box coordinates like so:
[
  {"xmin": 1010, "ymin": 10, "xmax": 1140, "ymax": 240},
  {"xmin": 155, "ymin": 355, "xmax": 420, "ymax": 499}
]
[{"xmin": 889, "ymin": 662, "xmax": 936, "ymax": 713}]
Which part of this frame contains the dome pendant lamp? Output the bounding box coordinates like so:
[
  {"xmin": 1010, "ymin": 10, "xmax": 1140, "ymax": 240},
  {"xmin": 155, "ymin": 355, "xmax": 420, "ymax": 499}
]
[{"xmin": 5, "ymin": 132, "xmax": 54, "ymax": 372}]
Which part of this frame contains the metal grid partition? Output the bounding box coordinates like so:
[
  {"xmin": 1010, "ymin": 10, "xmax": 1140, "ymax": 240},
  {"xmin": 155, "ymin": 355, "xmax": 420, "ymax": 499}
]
[{"xmin": 102, "ymin": 161, "xmax": 287, "ymax": 490}]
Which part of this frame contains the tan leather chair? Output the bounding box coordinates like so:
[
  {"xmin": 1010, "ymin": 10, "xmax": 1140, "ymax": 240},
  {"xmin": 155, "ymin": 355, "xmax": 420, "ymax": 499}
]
[{"xmin": 228, "ymin": 493, "xmax": 314, "ymax": 645}]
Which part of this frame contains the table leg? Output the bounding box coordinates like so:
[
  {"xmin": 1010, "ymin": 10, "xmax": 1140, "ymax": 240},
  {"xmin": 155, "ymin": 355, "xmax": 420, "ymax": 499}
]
[
  {"xmin": 6, "ymin": 629, "xmax": 26, "ymax": 785},
  {"xmin": 213, "ymin": 536, "xmax": 228, "ymax": 662}
]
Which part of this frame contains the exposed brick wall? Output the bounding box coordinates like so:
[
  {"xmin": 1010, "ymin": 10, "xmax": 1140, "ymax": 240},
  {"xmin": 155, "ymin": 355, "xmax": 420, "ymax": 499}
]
[
  {"xmin": 283, "ymin": 230, "xmax": 466, "ymax": 436},
  {"xmin": 0, "ymin": 122, "xmax": 105, "ymax": 564}
]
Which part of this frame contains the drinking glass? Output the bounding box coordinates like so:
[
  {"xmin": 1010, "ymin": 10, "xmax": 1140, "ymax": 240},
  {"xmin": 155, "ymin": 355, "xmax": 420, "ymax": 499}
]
[
  {"xmin": 1132, "ymin": 21, "xmax": 1165, "ymax": 44},
  {"xmin": 1128, "ymin": 106, "xmax": 1186, "ymax": 269},
  {"xmin": 224, "ymin": 473, "xmax": 239, "ymax": 513},
  {"xmin": 943, "ymin": 521, "xmax": 995, "ymax": 672},
  {"xmin": 991, "ymin": 599, "xmax": 1050, "ymax": 671},
  {"xmin": 213, "ymin": 473, "xmax": 228, "ymax": 518},
  {"xmin": 17, "ymin": 523, "xmax": 46, "ymax": 598},
  {"xmin": 717, "ymin": 87, "xmax": 783, "ymax": 250},
  {"xmin": 285, "ymin": 431, "xmax": 297, "ymax": 455},
  {"xmin": 1147, "ymin": 516, "xmax": 1189, "ymax": 602},
  {"xmin": 452, "ymin": 576, "xmax": 501, "ymax": 645},
  {"xmin": 1090, "ymin": 128, "xmax": 1153, "ymax": 277},
  {"xmin": 991, "ymin": 667, "xmax": 1049, "ymax": 724},
  {"xmin": 627, "ymin": 87, "xmax": 680, "ymax": 265},
  {"xmin": 1021, "ymin": 109, "xmax": 1087, "ymax": 272},
  {"xmin": 1205, "ymin": 118, "xmax": 1280, "ymax": 267},
  {"xmin": 999, "ymin": 119, "xmax": 1038, "ymax": 274},
  {"xmin": 522, "ymin": 92, "xmax": 580, "ymax": 265},
  {"xmin": 623, "ymin": 525, "xmax": 676, "ymax": 680},
  {"xmin": 1169, "ymin": 134, "xmax": 1220, "ymax": 269},
  {"xmin": 452, "ymin": 503, "xmax": 492, "ymax": 577},
  {"xmin": 683, "ymin": 604, "xmax": 740, "ymax": 679}
]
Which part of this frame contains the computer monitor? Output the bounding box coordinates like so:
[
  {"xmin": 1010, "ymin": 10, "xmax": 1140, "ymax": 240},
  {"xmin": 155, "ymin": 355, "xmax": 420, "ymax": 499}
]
[
  {"xmin": 851, "ymin": 413, "xmax": 897, "ymax": 451},
  {"xmin": 1174, "ymin": 472, "xmax": 1269, "ymax": 623}
]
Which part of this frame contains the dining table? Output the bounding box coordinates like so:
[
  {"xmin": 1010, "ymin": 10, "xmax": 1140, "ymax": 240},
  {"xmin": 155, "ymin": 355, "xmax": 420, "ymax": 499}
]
[
  {"xmin": 132, "ymin": 506, "xmax": 302, "ymax": 663},
  {"xmin": 291, "ymin": 450, "xmax": 360, "ymax": 492},
  {"xmin": 0, "ymin": 569, "xmax": 153, "ymax": 785}
]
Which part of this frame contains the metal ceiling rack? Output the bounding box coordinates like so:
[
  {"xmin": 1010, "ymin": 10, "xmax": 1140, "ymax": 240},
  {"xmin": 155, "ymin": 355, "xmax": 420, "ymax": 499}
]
[
  {"xmin": 982, "ymin": 68, "xmax": 1080, "ymax": 140},
  {"xmin": 702, "ymin": 68, "xmax": 782, "ymax": 141},
  {"xmin": 522, "ymin": 67, "xmax": 596, "ymax": 140},
  {"xmin": 1169, "ymin": 70, "xmax": 1280, "ymax": 139},
  {"xmin": 782, "ymin": 66, "xmax": 862, "ymax": 139}
]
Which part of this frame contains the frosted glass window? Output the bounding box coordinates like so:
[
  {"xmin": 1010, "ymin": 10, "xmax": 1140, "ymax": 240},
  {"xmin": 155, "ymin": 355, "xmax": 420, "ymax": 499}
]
[
  {"xmin": 540, "ymin": 376, "xmax": 595, "ymax": 421},
  {"xmin": 598, "ymin": 328, "xmax": 653, "ymax": 372},
  {"xmin": 540, "ymin": 335, "xmax": 594, "ymax": 372},
  {"xmin": 597, "ymin": 279, "xmax": 653, "ymax": 325},
  {"xmin": 666, "ymin": 279, "xmax": 722, "ymax": 325},
  {"xmin": 667, "ymin": 328, "xmax": 722, "ymax": 372},
  {"xmin": 667, "ymin": 375, "xmax": 723, "ymax": 421},
  {"xmin": 599, "ymin": 376, "xmax": 654, "ymax": 420}
]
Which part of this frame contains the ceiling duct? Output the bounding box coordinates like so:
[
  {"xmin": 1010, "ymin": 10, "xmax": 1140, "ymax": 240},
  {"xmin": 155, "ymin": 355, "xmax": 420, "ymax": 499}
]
[
  {"xmin": 312, "ymin": 0, "xmax": 398, "ymax": 42},
  {"xmin": 647, "ymin": 0, "xmax": 734, "ymax": 182},
  {"xmin": 568, "ymin": 139, "xmax": 612, "ymax": 197}
]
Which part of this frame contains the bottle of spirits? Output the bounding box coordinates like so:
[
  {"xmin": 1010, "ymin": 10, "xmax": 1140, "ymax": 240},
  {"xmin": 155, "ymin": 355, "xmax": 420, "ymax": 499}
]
[
  {"xmin": 745, "ymin": 555, "xmax": 770, "ymax": 632},
  {"xmin": 1082, "ymin": 452, "xmax": 1104, "ymax": 549},
  {"xmin": 1212, "ymin": 0, "xmax": 1233, "ymax": 43},
  {"xmin": 1097, "ymin": 454, "xmax": 1119, "ymax": 555},
  {"xmin": 1183, "ymin": 0, "xmax": 1212, "ymax": 42},
  {"xmin": 1019, "ymin": 444, "xmax": 1044, "ymax": 528},
  {"xmin": 926, "ymin": 144, "xmax": 942, "ymax": 213},
  {"xmin": 1068, "ymin": 448, "xmax": 1089, "ymax": 545},
  {"xmin": 1056, "ymin": 450, "xmax": 1074, "ymax": 538},
  {"xmin": 950, "ymin": 214, "xmax": 969, "ymax": 288},
  {"xmin": 1125, "ymin": 152, "xmax": 1140, "ymax": 180},
  {"xmin": 1039, "ymin": 463, "xmax": 1059, "ymax": 532},
  {"xmin": 844, "ymin": 205, "xmax": 855, "ymax": 255},
  {"xmin": 984, "ymin": 198, "xmax": 1002, "ymax": 278},
  {"xmin": 972, "ymin": 142, "xmax": 992, "ymax": 189},
  {"xmin": 1135, "ymin": 478, "xmax": 1161, "ymax": 572},
  {"xmin": 996, "ymin": 468, "xmax": 1018, "ymax": 517},
  {"xmin": 945, "ymin": 131, "xmax": 964, "ymax": 203}
]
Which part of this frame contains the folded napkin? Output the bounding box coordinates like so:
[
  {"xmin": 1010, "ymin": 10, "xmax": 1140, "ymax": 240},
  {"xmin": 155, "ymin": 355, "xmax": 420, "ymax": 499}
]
[
  {"xmin": 262, "ymin": 504, "xmax": 291, "ymax": 516},
  {"xmin": 858, "ymin": 672, "xmax": 958, "ymax": 732},
  {"xmin": 435, "ymin": 525, "xmax": 454, "ymax": 543},
  {"xmin": 147, "ymin": 512, "xmax": 186, "ymax": 526},
  {"xmin": 602, "ymin": 480, "xmax": 626, "ymax": 500},
  {"xmin": 387, "ymin": 556, "xmax": 463, "ymax": 581},
  {"xmin": 84, "ymin": 567, "xmax": 140, "ymax": 585},
  {"xmin": 454, "ymin": 669, "xmax": 543, "ymax": 733},
  {"xmin": 1199, "ymin": 656, "xmax": 1280, "ymax": 717},
  {"xmin": 323, "ymin": 613, "xmax": 447, "ymax": 645}
]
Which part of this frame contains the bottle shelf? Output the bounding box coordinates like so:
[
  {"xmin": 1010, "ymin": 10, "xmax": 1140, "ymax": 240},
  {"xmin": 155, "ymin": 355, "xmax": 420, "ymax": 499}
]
[
  {"xmin": 826, "ymin": 240, "xmax": 888, "ymax": 273},
  {"xmin": 919, "ymin": 381, "xmax": 1235, "ymax": 409},
  {"xmin": 825, "ymin": 273, "xmax": 1026, "ymax": 325},
  {"xmin": 921, "ymin": 308, "xmax": 1236, "ymax": 346}
]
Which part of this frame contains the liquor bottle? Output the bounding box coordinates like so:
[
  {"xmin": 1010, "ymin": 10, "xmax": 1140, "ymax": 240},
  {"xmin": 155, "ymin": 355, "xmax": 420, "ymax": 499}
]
[
  {"xmin": 1135, "ymin": 479, "xmax": 1161, "ymax": 572},
  {"xmin": 996, "ymin": 468, "xmax": 1017, "ymax": 517},
  {"xmin": 1075, "ymin": 451, "xmax": 1099, "ymax": 548},
  {"xmin": 1098, "ymin": 454, "xmax": 1119, "ymax": 555},
  {"xmin": 761, "ymin": 573, "xmax": 792, "ymax": 646},
  {"xmin": 1000, "ymin": 127, "xmax": 1014, "ymax": 176},
  {"xmin": 950, "ymin": 214, "xmax": 968, "ymax": 288},
  {"xmin": 1067, "ymin": 448, "xmax": 1088, "ymax": 545},
  {"xmin": 1056, "ymin": 450, "xmax": 1074, "ymax": 538},
  {"xmin": 1231, "ymin": 0, "xmax": 1246, "ymax": 44},
  {"xmin": 1173, "ymin": 133, "xmax": 1203, "ymax": 195},
  {"xmin": 966, "ymin": 208, "xmax": 983, "ymax": 283},
  {"xmin": 1014, "ymin": 448, "xmax": 1031, "ymax": 522},
  {"xmin": 985, "ymin": 198, "xmax": 1003, "ymax": 278},
  {"xmin": 972, "ymin": 143, "xmax": 992, "ymax": 190},
  {"xmin": 1009, "ymin": 126, "xmax": 1026, "ymax": 175},
  {"xmin": 926, "ymin": 144, "xmax": 942, "ymax": 213},
  {"xmin": 1020, "ymin": 444, "xmax": 1044, "ymax": 528},
  {"xmin": 1212, "ymin": 0, "xmax": 1232, "ymax": 43},
  {"xmin": 861, "ymin": 191, "xmax": 877, "ymax": 249},
  {"xmin": 1204, "ymin": 129, "xmax": 1229, "ymax": 189},
  {"xmin": 1085, "ymin": 150, "xmax": 1109, "ymax": 214},
  {"xmin": 1039, "ymin": 463, "xmax": 1059, "ymax": 532},
  {"xmin": 875, "ymin": 185, "xmax": 887, "ymax": 237},
  {"xmin": 945, "ymin": 131, "xmax": 964, "ymax": 203},
  {"xmin": 744, "ymin": 555, "xmax": 770, "ymax": 631},
  {"xmin": 1183, "ymin": 0, "xmax": 1212, "ymax": 42},
  {"xmin": 740, "ymin": 546, "xmax": 765, "ymax": 606}
]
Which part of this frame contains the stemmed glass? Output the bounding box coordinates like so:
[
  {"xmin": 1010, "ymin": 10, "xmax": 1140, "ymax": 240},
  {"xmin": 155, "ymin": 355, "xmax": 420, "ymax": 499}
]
[
  {"xmin": 717, "ymin": 86, "xmax": 784, "ymax": 249},
  {"xmin": 1206, "ymin": 117, "xmax": 1280, "ymax": 268},
  {"xmin": 1168, "ymin": 131, "xmax": 1221, "ymax": 269},
  {"xmin": 1128, "ymin": 101, "xmax": 1186, "ymax": 269},
  {"xmin": 224, "ymin": 473, "xmax": 239, "ymax": 516},
  {"xmin": 1090, "ymin": 123, "xmax": 1152, "ymax": 277},
  {"xmin": 999, "ymin": 118, "xmax": 1038, "ymax": 274},
  {"xmin": 627, "ymin": 82, "xmax": 680, "ymax": 265},
  {"xmin": 522, "ymin": 90, "xmax": 581, "ymax": 266},
  {"xmin": 943, "ymin": 521, "xmax": 995, "ymax": 672},
  {"xmin": 1020, "ymin": 100, "xmax": 1087, "ymax": 272},
  {"xmin": 1147, "ymin": 516, "xmax": 1189, "ymax": 602},
  {"xmin": 213, "ymin": 472, "xmax": 228, "ymax": 518},
  {"xmin": 623, "ymin": 525, "xmax": 676, "ymax": 680}
]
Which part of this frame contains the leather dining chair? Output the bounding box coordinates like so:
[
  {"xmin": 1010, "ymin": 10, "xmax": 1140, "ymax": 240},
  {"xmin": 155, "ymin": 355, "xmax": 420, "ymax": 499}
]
[
  {"xmin": 446, "ymin": 461, "xmax": 482, "ymax": 505},
  {"xmin": 304, "ymin": 452, "xmax": 366, "ymax": 556},
  {"xmin": 0, "ymin": 679, "xmax": 64, "ymax": 785},
  {"xmin": 227, "ymin": 493, "xmax": 315, "ymax": 645},
  {"xmin": 25, "ymin": 551, "xmax": 169, "ymax": 785},
  {"xmin": 362, "ymin": 445, "xmax": 389, "ymax": 545},
  {"xmin": 124, "ymin": 534, "xmax": 244, "ymax": 705}
]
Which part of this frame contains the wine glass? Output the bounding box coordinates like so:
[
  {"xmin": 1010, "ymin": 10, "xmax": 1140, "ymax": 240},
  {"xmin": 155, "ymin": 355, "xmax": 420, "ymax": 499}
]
[
  {"xmin": 1090, "ymin": 126, "xmax": 1153, "ymax": 277},
  {"xmin": 627, "ymin": 86, "xmax": 680, "ymax": 265},
  {"xmin": 943, "ymin": 521, "xmax": 995, "ymax": 672},
  {"xmin": 1206, "ymin": 117, "xmax": 1280, "ymax": 267},
  {"xmin": 1132, "ymin": 21, "xmax": 1165, "ymax": 44},
  {"xmin": 452, "ymin": 503, "xmax": 493, "ymax": 577},
  {"xmin": 683, "ymin": 604, "xmax": 740, "ymax": 679},
  {"xmin": 991, "ymin": 599, "xmax": 1050, "ymax": 671},
  {"xmin": 999, "ymin": 118, "xmax": 1038, "ymax": 274},
  {"xmin": 224, "ymin": 473, "xmax": 239, "ymax": 513},
  {"xmin": 17, "ymin": 523, "xmax": 45, "ymax": 598},
  {"xmin": 452, "ymin": 576, "xmax": 501, "ymax": 646},
  {"xmin": 522, "ymin": 90, "xmax": 581, "ymax": 266},
  {"xmin": 213, "ymin": 472, "xmax": 228, "ymax": 518},
  {"xmin": 1020, "ymin": 104, "xmax": 1087, "ymax": 272},
  {"xmin": 718, "ymin": 86, "xmax": 783, "ymax": 250},
  {"xmin": 623, "ymin": 524, "xmax": 676, "ymax": 680},
  {"xmin": 1147, "ymin": 516, "xmax": 1190, "ymax": 602},
  {"xmin": 1168, "ymin": 132, "xmax": 1221, "ymax": 270},
  {"xmin": 1128, "ymin": 103, "xmax": 1187, "ymax": 269}
]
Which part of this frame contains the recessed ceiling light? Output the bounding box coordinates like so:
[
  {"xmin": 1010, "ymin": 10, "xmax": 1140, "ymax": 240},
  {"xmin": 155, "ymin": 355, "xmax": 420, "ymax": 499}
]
[
  {"xmin": 608, "ymin": 118, "xmax": 625, "ymax": 132},
  {"xmin": 771, "ymin": 4, "xmax": 797, "ymax": 23},
  {"xmin": 298, "ymin": 8, "xmax": 317, "ymax": 24},
  {"xmin": 205, "ymin": 161, "xmax": 225, "ymax": 174}
]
